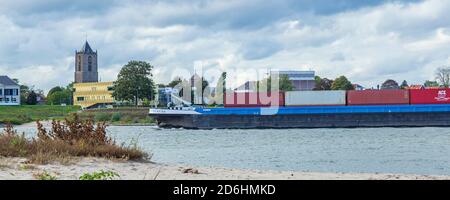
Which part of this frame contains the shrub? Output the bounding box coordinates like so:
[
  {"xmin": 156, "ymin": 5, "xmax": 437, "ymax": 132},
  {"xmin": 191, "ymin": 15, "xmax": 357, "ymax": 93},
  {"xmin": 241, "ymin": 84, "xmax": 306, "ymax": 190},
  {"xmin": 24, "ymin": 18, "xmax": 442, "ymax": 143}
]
[
  {"xmin": 121, "ymin": 116, "xmax": 133, "ymax": 123},
  {"xmin": 34, "ymin": 171, "xmax": 57, "ymax": 180},
  {"xmin": 0, "ymin": 113, "xmax": 148, "ymax": 164},
  {"xmin": 132, "ymin": 117, "xmax": 140, "ymax": 123},
  {"xmin": 79, "ymin": 170, "xmax": 120, "ymax": 180},
  {"xmin": 111, "ymin": 113, "xmax": 121, "ymax": 122},
  {"xmin": 94, "ymin": 113, "xmax": 111, "ymax": 122}
]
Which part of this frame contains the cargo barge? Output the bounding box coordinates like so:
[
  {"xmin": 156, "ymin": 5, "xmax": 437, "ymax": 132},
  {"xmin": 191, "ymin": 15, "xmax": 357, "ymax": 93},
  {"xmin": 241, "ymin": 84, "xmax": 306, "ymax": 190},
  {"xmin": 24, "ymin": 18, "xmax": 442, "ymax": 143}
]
[
  {"xmin": 149, "ymin": 89, "xmax": 450, "ymax": 129},
  {"xmin": 149, "ymin": 104, "xmax": 450, "ymax": 129}
]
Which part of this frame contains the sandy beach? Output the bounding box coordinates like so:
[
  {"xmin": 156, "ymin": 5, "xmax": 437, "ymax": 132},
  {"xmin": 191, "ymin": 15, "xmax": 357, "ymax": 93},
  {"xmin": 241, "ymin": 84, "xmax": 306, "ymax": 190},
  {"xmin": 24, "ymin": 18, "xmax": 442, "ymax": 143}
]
[{"xmin": 0, "ymin": 157, "xmax": 448, "ymax": 180}]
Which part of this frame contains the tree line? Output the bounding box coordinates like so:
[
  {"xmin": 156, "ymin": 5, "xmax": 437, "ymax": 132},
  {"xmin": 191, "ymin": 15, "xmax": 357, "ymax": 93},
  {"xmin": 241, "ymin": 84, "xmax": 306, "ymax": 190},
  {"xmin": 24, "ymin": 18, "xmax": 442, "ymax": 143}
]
[{"xmin": 15, "ymin": 62, "xmax": 450, "ymax": 106}]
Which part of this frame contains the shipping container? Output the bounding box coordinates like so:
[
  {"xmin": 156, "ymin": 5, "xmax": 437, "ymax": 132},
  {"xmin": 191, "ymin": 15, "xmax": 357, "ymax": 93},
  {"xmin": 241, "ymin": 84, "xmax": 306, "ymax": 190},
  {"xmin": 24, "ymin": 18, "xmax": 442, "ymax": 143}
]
[
  {"xmin": 347, "ymin": 90, "xmax": 409, "ymax": 105},
  {"xmin": 410, "ymin": 89, "xmax": 450, "ymax": 104},
  {"xmin": 285, "ymin": 90, "xmax": 346, "ymax": 106},
  {"xmin": 224, "ymin": 92, "xmax": 285, "ymax": 107}
]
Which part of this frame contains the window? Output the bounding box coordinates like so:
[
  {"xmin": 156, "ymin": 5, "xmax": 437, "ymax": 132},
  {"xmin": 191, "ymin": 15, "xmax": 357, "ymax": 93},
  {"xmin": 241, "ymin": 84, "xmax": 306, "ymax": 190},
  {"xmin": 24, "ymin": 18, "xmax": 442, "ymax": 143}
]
[
  {"xmin": 88, "ymin": 56, "xmax": 92, "ymax": 71},
  {"xmin": 13, "ymin": 89, "xmax": 18, "ymax": 96},
  {"xmin": 4, "ymin": 89, "xmax": 12, "ymax": 95},
  {"xmin": 78, "ymin": 55, "xmax": 82, "ymax": 71},
  {"xmin": 0, "ymin": 89, "xmax": 2, "ymax": 95},
  {"xmin": 5, "ymin": 98, "xmax": 9, "ymax": 102},
  {"xmin": 11, "ymin": 98, "xmax": 16, "ymax": 102},
  {"xmin": 77, "ymin": 97, "xmax": 85, "ymax": 101}
]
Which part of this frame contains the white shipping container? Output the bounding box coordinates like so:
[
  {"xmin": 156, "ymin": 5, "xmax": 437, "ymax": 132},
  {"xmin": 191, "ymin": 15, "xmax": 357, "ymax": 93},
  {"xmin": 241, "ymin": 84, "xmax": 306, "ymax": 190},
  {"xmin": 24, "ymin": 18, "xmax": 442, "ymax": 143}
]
[{"xmin": 285, "ymin": 90, "xmax": 346, "ymax": 106}]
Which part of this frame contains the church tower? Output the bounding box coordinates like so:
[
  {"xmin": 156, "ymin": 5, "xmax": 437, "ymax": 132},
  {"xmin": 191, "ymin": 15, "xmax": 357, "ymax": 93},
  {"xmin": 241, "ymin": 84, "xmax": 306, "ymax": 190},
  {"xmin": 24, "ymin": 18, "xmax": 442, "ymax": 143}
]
[{"xmin": 75, "ymin": 41, "xmax": 98, "ymax": 83}]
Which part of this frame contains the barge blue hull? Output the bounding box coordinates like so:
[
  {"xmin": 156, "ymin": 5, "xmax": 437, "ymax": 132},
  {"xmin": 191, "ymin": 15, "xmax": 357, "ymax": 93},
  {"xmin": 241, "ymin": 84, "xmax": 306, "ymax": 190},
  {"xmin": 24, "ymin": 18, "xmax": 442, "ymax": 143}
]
[{"xmin": 150, "ymin": 105, "xmax": 450, "ymax": 129}]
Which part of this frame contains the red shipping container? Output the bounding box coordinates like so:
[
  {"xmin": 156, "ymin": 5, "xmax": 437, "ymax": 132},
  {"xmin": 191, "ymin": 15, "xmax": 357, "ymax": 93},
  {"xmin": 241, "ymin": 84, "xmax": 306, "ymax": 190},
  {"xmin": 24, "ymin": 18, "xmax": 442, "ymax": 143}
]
[
  {"xmin": 224, "ymin": 92, "xmax": 285, "ymax": 107},
  {"xmin": 347, "ymin": 90, "xmax": 409, "ymax": 105},
  {"xmin": 410, "ymin": 89, "xmax": 450, "ymax": 104}
]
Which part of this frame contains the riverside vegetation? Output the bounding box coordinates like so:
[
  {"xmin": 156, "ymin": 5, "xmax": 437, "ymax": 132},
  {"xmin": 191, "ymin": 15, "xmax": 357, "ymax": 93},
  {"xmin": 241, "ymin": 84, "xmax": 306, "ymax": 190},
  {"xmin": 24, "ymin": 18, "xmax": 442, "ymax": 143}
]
[
  {"xmin": 0, "ymin": 113, "xmax": 148, "ymax": 164},
  {"xmin": 78, "ymin": 107, "xmax": 155, "ymax": 125},
  {"xmin": 0, "ymin": 105, "xmax": 80, "ymax": 125},
  {"xmin": 0, "ymin": 106, "xmax": 155, "ymax": 125}
]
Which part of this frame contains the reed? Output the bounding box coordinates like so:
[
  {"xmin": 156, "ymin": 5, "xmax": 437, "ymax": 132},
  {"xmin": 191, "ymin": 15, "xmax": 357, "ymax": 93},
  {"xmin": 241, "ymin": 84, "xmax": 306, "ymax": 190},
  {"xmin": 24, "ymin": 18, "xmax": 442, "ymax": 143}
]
[{"xmin": 0, "ymin": 113, "xmax": 148, "ymax": 164}]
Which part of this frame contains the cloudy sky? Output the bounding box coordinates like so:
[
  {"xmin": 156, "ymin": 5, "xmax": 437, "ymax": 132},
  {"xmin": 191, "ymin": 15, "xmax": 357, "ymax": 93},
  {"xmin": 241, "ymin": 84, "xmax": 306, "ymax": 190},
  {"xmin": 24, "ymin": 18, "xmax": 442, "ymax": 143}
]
[{"xmin": 1, "ymin": 0, "xmax": 450, "ymax": 92}]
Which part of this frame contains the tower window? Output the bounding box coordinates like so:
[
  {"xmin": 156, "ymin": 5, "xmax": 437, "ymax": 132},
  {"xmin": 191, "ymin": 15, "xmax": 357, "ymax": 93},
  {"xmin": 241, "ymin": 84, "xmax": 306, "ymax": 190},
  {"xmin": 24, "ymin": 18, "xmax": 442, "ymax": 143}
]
[
  {"xmin": 88, "ymin": 56, "xmax": 92, "ymax": 71},
  {"xmin": 78, "ymin": 55, "xmax": 82, "ymax": 71}
]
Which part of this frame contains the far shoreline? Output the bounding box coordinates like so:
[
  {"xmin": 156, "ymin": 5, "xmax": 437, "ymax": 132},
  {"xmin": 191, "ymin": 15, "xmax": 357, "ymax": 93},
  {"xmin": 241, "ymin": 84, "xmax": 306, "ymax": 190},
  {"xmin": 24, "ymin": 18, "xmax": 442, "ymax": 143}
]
[{"xmin": 14, "ymin": 120, "xmax": 156, "ymax": 128}]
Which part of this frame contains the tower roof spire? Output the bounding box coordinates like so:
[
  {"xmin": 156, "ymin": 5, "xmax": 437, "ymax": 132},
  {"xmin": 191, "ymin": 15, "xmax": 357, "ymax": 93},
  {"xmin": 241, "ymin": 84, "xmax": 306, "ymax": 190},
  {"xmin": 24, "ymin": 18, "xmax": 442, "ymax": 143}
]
[{"xmin": 80, "ymin": 41, "xmax": 95, "ymax": 54}]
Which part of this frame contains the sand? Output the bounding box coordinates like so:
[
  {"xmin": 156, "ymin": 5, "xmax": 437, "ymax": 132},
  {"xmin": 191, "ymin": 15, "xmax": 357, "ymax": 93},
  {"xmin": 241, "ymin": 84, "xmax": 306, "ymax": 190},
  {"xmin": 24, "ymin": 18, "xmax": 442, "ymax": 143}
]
[{"xmin": 0, "ymin": 157, "xmax": 448, "ymax": 180}]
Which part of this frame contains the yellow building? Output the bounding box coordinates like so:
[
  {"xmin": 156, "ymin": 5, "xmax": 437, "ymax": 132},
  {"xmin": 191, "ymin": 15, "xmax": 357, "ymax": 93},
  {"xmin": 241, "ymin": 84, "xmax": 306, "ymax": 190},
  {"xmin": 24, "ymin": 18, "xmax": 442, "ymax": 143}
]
[{"xmin": 73, "ymin": 82, "xmax": 114, "ymax": 108}]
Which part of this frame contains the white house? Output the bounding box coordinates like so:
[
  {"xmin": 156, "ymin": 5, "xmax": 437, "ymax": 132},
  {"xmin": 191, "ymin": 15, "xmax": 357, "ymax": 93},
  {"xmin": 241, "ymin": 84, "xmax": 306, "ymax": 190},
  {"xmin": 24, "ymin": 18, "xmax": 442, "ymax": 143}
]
[{"xmin": 0, "ymin": 76, "xmax": 20, "ymax": 106}]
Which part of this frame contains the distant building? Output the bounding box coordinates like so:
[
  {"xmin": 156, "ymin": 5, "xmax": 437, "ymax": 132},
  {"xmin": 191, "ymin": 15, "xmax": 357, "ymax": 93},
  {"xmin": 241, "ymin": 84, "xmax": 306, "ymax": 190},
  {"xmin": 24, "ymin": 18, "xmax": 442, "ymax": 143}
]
[
  {"xmin": 352, "ymin": 84, "xmax": 365, "ymax": 91},
  {"xmin": 73, "ymin": 82, "xmax": 114, "ymax": 109},
  {"xmin": 234, "ymin": 81, "xmax": 258, "ymax": 93},
  {"xmin": 75, "ymin": 41, "xmax": 98, "ymax": 83},
  {"xmin": 270, "ymin": 70, "xmax": 316, "ymax": 91},
  {"xmin": 0, "ymin": 75, "xmax": 20, "ymax": 106},
  {"xmin": 73, "ymin": 41, "xmax": 114, "ymax": 109}
]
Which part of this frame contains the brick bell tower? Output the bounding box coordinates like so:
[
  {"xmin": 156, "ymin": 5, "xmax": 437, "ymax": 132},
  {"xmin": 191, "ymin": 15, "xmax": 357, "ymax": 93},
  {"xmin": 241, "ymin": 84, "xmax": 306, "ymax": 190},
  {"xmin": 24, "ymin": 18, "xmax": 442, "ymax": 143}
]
[{"xmin": 75, "ymin": 41, "xmax": 98, "ymax": 83}]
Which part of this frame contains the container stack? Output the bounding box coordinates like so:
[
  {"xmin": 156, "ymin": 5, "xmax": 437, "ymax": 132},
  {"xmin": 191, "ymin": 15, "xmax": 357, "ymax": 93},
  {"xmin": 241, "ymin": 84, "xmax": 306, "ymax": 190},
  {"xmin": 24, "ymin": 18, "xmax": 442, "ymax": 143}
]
[
  {"xmin": 347, "ymin": 90, "xmax": 409, "ymax": 105},
  {"xmin": 224, "ymin": 92, "xmax": 285, "ymax": 107},
  {"xmin": 285, "ymin": 91, "xmax": 346, "ymax": 106},
  {"xmin": 223, "ymin": 88, "xmax": 450, "ymax": 108}
]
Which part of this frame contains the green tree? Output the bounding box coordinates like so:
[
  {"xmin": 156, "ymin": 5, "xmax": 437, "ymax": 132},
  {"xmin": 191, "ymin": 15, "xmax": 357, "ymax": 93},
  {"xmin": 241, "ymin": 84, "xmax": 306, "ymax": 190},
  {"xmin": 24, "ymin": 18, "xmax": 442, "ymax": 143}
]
[
  {"xmin": 314, "ymin": 76, "xmax": 321, "ymax": 86},
  {"xmin": 112, "ymin": 61, "xmax": 156, "ymax": 106},
  {"xmin": 331, "ymin": 76, "xmax": 354, "ymax": 90},
  {"xmin": 257, "ymin": 75, "xmax": 293, "ymax": 92},
  {"xmin": 424, "ymin": 80, "xmax": 439, "ymax": 87},
  {"xmin": 26, "ymin": 91, "xmax": 37, "ymax": 105},
  {"xmin": 381, "ymin": 79, "xmax": 400, "ymax": 90},
  {"xmin": 46, "ymin": 83, "xmax": 74, "ymax": 105},
  {"xmin": 157, "ymin": 83, "xmax": 166, "ymax": 88},
  {"xmin": 400, "ymin": 80, "xmax": 408, "ymax": 89},
  {"xmin": 167, "ymin": 77, "xmax": 182, "ymax": 88},
  {"xmin": 65, "ymin": 82, "xmax": 74, "ymax": 105},
  {"xmin": 47, "ymin": 90, "xmax": 71, "ymax": 105},
  {"xmin": 47, "ymin": 86, "xmax": 64, "ymax": 97},
  {"xmin": 279, "ymin": 75, "xmax": 294, "ymax": 91},
  {"xmin": 314, "ymin": 77, "xmax": 334, "ymax": 90}
]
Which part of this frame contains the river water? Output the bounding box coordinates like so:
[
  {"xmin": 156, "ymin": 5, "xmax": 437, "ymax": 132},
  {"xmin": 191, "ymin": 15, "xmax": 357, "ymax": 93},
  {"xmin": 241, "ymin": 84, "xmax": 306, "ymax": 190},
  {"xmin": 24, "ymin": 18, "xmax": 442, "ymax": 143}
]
[{"xmin": 14, "ymin": 126, "xmax": 450, "ymax": 175}]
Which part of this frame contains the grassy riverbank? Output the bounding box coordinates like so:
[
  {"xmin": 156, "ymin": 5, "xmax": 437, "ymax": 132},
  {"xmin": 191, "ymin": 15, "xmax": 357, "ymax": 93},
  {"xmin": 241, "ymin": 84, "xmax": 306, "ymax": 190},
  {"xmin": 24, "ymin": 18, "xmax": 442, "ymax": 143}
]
[
  {"xmin": 78, "ymin": 107, "xmax": 155, "ymax": 125},
  {"xmin": 0, "ymin": 105, "xmax": 81, "ymax": 125}
]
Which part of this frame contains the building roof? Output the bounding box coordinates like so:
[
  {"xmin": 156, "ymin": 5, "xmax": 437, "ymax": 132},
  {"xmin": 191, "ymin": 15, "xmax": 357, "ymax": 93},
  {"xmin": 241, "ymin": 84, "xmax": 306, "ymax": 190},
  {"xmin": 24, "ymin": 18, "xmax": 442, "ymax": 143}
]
[
  {"xmin": 0, "ymin": 76, "xmax": 19, "ymax": 86},
  {"xmin": 79, "ymin": 41, "xmax": 95, "ymax": 54},
  {"xmin": 406, "ymin": 85, "xmax": 425, "ymax": 90},
  {"xmin": 270, "ymin": 70, "xmax": 315, "ymax": 81}
]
